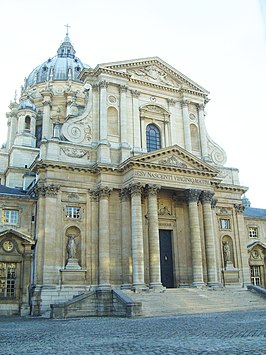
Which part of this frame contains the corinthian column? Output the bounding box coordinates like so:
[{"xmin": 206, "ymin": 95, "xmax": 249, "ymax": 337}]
[
  {"xmin": 186, "ymin": 189, "xmax": 205, "ymax": 286},
  {"xmin": 120, "ymin": 188, "xmax": 132, "ymax": 288},
  {"xmin": 201, "ymin": 191, "xmax": 219, "ymax": 286},
  {"xmin": 98, "ymin": 186, "xmax": 111, "ymax": 289},
  {"xmin": 181, "ymin": 99, "xmax": 192, "ymax": 152},
  {"xmin": 99, "ymin": 81, "xmax": 108, "ymax": 142},
  {"xmin": 198, "ymin": 104, "xmax": 209, "ymax": 160},
  {"xmin": 147, "ymin": 184, "xmax": 162, "ymax": 289},
  {"xmin": 129, "ymin": 183, "xmax": 146, "ymax": 290}
]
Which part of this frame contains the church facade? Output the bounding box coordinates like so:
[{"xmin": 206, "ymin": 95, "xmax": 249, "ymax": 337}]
[{"xmin": 0, "ymin": 33, "xmax": 265, "ymax": 316}]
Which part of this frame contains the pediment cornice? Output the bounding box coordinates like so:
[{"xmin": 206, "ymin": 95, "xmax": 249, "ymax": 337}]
[
  {"xmin": 120, "ymin": 145, "xmax": 219, "ymax": 177},
  {"xmin": 0, "ymin": 229, "xmax": 35, "ymax": 245},
  {"xmin": 80, "ymin": 57, "xmax": 209, "ymax": 98}
]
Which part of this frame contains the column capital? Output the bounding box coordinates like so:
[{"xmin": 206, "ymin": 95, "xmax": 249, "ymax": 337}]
[
  {"xmin": 119, "ymin": 85, "xmax": 128, "ymax": 93},
  {"xmin": 185, "ymin": 189, "xmax": 202, "ymax": 203},
  {"xmin": 128, "ymin": 182, "xmax": 143, "ymax": 195},
  {"xmin": 167, "ymin": 98, "xmax": 177, "ymax": 106},
  {"xmin": 234, "ymin": 203, "xmax": 245, "ymax": 214},
  {"xmin": 211, "ymin": 198, "xmax": 218, "ymax": 209},
  {"xmin": 200, "ymin": 190, "xmax": 215, "ymax": 204},
  {"xmin": 89, "ymin": 189, "xmax": 99, "ymax": 201},
  {"xmin": 181, "ymin": 99, "xmax": 190, "ymax": 107},
  {"xmin": 99, "ymin": 80, "xmax": 108, "ymax": 89},
  {"xmin": 35, "ymin": 183, "xmax": 60, "ymax": 197},
  {"xmin": 120, "ymin": 187, "xmax": 130, "ymax": 201},
  {"xmin": 197, "ymin": 103, "xmax": 205, "ymax": 111},
  {"xmin": 131, "ymin": 89, "xmax": 140, "ymax": 98},
  {"xmin": 98, "ymin": 186, "xmax": 112, "ymax": 199},
  {"xmin": 146, "ymin": 184, "xmax": 161, "ymax": 195}
]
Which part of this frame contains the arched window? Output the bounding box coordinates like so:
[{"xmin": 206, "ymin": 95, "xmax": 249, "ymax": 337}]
[
  {"xmin": 146, "ymin": 124, "xmax": 161, "ymax": 152},
  {"xmin": 25, "ymin": 116, "xmax": 31, "ymax": 131}
]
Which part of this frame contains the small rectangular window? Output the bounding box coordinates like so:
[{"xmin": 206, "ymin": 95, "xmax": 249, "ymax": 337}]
[
  {"xmin": 65, "ymin": 206, "xmax": 80, "ymax": 219},
  {"xmin": 220, "ymin": 219, "xmax": 230, "ymax": 230},
  {"xmin": 249, "ymin": 227, "xmax": 258, "ymax": 238},
  {"xmin": 1, "ymin": 210, "xmax": 19, "ymax": 225}
]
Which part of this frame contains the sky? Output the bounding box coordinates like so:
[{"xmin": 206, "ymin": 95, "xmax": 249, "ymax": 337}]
[{"xmin": 0, "ymin": 0, "xmax": 265, "ymax": 207}]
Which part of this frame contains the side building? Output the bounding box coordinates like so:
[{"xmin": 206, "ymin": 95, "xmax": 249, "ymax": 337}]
[{"xmin": 0, "ymin": 33, "xmax": 265, "ymax": 315}]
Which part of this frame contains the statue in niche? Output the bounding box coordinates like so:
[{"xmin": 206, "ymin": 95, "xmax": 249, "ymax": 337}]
[
  {"xmin": 223, "ymin": 240, "xmax": 233, "ymax": 269},
  {"xmin": 67, "ymin": 235, "xmax": 76, "ymax": 259}
]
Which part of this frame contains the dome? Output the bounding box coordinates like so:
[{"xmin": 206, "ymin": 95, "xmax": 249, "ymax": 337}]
[
  {"xmin": 18, "ymin": 98, "xmax": 36, "ymax": 111},
  {"xmin": 25, "ymin": 33, "xmax": 90, "ymax": 88}
]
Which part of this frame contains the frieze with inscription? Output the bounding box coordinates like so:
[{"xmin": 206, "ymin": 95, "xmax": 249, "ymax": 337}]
[{"xmin": 133, "ymin": 170, "xmax": 210, "ymax": 186}]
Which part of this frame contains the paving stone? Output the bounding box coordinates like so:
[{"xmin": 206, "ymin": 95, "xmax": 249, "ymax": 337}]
[{"xmin": 0, "ymin": 309, "xmax": 266, "ymax": 354}]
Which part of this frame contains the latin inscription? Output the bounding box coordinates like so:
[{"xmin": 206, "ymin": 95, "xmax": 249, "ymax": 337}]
[{"xmin": 134, "ymin": 171, "xmax": 210, "ymax": 185}]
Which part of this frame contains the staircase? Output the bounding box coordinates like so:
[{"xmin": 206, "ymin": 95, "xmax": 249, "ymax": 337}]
[{"xmin": 123, "ymin": 287, "xmax": 266, "ymax": 317}]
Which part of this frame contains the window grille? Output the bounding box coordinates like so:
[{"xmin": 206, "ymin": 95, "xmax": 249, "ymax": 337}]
[
  {"xmin": 1, "ymin": 210, "xmax": 19, "ymax": 225},
  {"xmin": 0, "ymin": 263, "xmax": 16, "ymax": 298},
  {"xmin": 65, "ymin": 207, "xmax": 81, "ymax": 219},
  {"xmin": 146, "ymin": 124, "xmax": 161, "ymax": 152},
  {"xmin": 250, "ymin": 266, "xmax": 261, "ymax": 286},
  {"xmin": 249, "ymin": 227, "xmax": 258, "ymax": 238}
]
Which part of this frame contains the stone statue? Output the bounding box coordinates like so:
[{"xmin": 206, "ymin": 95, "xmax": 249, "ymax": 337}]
[
  {"xmin": 223, "ymin": 241, "xmax": 231, "ymax": 264},
  {"xmin": 67, "ymin": 235, "xmax": 76, "ymax": 259}
]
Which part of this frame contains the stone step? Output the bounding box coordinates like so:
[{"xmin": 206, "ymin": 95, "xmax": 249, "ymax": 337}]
[{"xmin": 123, "ymin": 287, "xmax": 266, "ymax": 316}]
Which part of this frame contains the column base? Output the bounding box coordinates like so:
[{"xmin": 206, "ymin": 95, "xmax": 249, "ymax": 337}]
[
  {"xmin": 207, "ymin": 282, "xmax": 223, "ymax": 287},
  {"xmin": 132, "ymin": 283, "xmax": 148, "ymax": 293},
  {"xmin": 192, "ymin": 282, "xmax": 206, "ymax": 288},
  {"xmin": 149, "ymin": 282, "xmax": 165, "ymax": 292}
]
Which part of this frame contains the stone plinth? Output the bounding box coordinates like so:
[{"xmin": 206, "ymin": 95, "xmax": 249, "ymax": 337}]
[
  {"xmin": 60, "ymin": 269, "xmax": 87, "ymax": 285},
  {"xmin": 222, "ymin": 268, "xmax": 240, "ymax": 285}
]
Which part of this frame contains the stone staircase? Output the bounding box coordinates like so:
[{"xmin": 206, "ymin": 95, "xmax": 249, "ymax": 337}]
[{"xmin": 123, "ymin": 287, "xmax": 266, "ymax": 317}]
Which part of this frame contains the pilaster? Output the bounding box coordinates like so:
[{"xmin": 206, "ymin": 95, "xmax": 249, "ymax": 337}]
[
  {"xmin": 198, "ymin": 103, "xmax": 209, "ymax": 161},
  {"xmin": 119, "ymin": 85, "xmax": 131, "ymax": 161},
  {"xmin": 131, "ymin": 90, "xmax": 142, "ymax": 154},
  {"xmin": 181, "ymin": 99, "xmax": 192, "ymax": 152},
  {"xmin": 41, "ymin": 91, "xmax": 53, "ymax": 140},
  {"xmin": 98, "ymin": 81, "xmax": 111, "ymax": 163}
]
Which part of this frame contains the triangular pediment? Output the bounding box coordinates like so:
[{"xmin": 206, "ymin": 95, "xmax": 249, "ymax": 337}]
[
  {"xmin": 98, "ymin": 57, "xmax": 209, "ymax": 94},
  {"xmin": 0, "ymin": 229, "xmax": 35, "ymax": 245},
  {"xmin": 124, "ymin": 145, "xmax": 219, "ymax": 175},
  {"xmin": 247, "ymin": 240, "xmax": 266, "ymax": 251}
]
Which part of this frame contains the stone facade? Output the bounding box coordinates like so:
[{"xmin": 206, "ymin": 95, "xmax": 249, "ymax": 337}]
[{"xmin": 0, "ymin": 32, "xmax": 265, "ymax": 316}]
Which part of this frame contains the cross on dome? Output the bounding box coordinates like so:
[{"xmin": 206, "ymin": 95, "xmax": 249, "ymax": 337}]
[{"xmin": 65, "ymin": 23, "xmax": 71, "ymax": 36}]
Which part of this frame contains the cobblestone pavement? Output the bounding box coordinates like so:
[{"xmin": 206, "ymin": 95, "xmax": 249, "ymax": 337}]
[{"xmin": 1, "ymin": 309, "xmax": 266, "ymax": 354}]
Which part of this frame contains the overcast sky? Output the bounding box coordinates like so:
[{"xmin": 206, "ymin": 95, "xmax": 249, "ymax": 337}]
[{"xmin": 0, "ymin": 0, "xmax": 265, "ymax": 207}]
